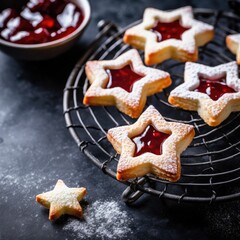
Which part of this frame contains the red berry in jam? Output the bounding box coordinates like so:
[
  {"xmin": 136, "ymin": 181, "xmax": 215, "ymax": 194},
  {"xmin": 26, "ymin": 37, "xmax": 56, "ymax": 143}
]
[
  {"xmin": 132, "ymin": 125, "xmax": 170, "ymax": 157},
  {"xmin": 106, "ymin": 65, "xmax": 144, "ymax": 93},
  {"xmin": 194, "ymin": 76, "xmax": 236, "ymax": 101},
  {"xmin": 37, "ymin": 16, "xmax": 55, "ymax": 29},
  {"xmin": 151, "ymin": 19, "xmax": 190, "ymax": 42},
  {"xmin": 0, "ymin": 0, "xmax": 84, "ymax": 44}
]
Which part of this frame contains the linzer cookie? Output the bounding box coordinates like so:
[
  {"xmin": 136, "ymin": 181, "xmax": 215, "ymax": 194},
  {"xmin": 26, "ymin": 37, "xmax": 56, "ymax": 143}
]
[
  {"xmin": 123, "ymin": 6, "xmax": 214, "ymax": 65},
  {"xmin": 226, "ymin": 34, "xmax": 240, "ymax": 64},
  {"xmin": 107, "ymin": 106, "xmax": 195, "ymax": 182},
  {"xmin": 83, "ymin": 49, "xmax": 171, "ymax": 118},
  {"xmin": 168, "ymin": 61, "xmax": 240, "ymax": 127}
]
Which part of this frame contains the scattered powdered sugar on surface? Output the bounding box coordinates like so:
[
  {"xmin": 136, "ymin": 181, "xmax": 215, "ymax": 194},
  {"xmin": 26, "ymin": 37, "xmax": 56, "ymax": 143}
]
[
  {"xmin": 63, "ymin": 200, "xmax": 133, "ymax": 240},
  {"xmin": 0, "ymin": 169, "xmax": 78, "ymax": 204},
  {"xmin": 1, "ymin": 170, "xmax": 134, "ymax": 239}
]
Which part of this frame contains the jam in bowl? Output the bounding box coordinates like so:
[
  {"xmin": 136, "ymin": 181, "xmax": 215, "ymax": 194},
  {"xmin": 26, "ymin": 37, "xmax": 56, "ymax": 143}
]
[{"xmin": 0, "ymin": 0, "xmax": 91, "ymax": 60}]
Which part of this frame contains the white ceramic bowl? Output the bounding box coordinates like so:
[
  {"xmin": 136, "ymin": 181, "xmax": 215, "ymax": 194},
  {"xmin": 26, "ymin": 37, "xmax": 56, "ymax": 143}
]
[{"xmin": 0, "ymin": 0, "xmax": 91, "ymax": 60}]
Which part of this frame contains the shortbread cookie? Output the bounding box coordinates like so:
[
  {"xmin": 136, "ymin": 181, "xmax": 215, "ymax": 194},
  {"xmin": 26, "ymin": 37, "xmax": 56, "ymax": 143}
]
[
  {"xmin": 83, "ymin": 49, "xmax": 171, "ymax": 118},
  {"xmin": 226, "ymin": 34, "xmax": 240, "ymax": 64},
  {"xmin": 168, "ymin": 61, "xmax": 240, "ymax": 127},
  {"xmin": 36, "ymin": 180, "xmax": 86, "ymax": 221},
  {"xmin": 107, "ymin": 105, "xmax": 195, "ymax": 182},
  {"xmin": 123, "ymin": 6, "xmax": 214, "ymax": 65}
]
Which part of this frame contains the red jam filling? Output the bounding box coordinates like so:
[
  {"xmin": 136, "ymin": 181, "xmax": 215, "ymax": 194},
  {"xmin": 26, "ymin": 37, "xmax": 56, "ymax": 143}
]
[
  {"xmin": 194, "ymin": 75, "xmax": 236, "ymax": 101},
  {"xmin": 0, "ymin": 0, "xmax": 84, "ymax": 44},
  {"xmin": 131, "ymin": 125, "xmax": 170, "ymax": 157},
  {"xmin": 106, "ymin": 65, "xmax": 143, "ymax": 93},
  {"xmin": 150, "ymin": 19, "xmax": 190, "ymax": 42}
]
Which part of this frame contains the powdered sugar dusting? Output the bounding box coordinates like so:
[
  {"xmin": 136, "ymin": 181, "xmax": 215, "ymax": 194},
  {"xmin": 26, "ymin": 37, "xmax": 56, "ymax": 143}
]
[
  {"xmin": 169, "ymin": 61, "xmax": 240, "ymax": 126},
  {"xmin": 37, "ymin": 180, "xmax": 86, "ymax": 209},
  {"xmin": 108, "ymin": 105, "xmax": 194, "ymax": 181},
  {"xmin": 228, "ymin": 33, "xmax": 240, "ymax": 43},
  {"xmin": 1, "ymin": 170, "xmax": 133, "ymax": 239},
  {"xmin": 124, "ymin": 6, "xmax": 214, "ymax": 64},
  {"xmin": 84, "ymin": 49, "xmax": 171, "ymax": 118},
  {"xmin": 0, "ymin": 169, "xmax": 80, "ymax": 205},
  {"xmin": 171, "ymin": 61, "xmax": 240, "ymax": 99},
  {"xmin": 63, "ymin": 200, "xmax": 133, "ymax": 239}
]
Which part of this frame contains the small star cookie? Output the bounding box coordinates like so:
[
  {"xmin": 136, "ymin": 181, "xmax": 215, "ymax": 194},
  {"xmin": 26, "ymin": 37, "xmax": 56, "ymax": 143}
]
[
  {"xmin": 168, "ymin": 61, "xmax": 240, "ymax": 126},
  {"xmin": 226, "ymin": 34, "xmax": 240, "ymax": 64},
  {"xmin": 123, "ymin": 6, "xmax": 214, "ymax": 65},
  {"xmin": 36, "ymin": 180, "xmax": 86, "ymax": 220},
  {"xmin": 83, "ymin": 49, "xmax": 171, "ymax": 118},
  {"xmin": 107, "ymin": 105, "xmax": 195, "ymax": 182}
]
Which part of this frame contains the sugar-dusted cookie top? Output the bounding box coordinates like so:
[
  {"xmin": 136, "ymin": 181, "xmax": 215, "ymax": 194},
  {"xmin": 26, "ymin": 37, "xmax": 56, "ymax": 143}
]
[
  {"xmin": 124, "ymin": 6, "xmax": 214, "ymax": 65},
  {"xmin": 36, "ymin": 179, "xmax": 86, "ymax": 220},
  {"xmin": 107, "ymin": 105, "xmax": 195, "ymax": 182},
  {"xmin": 169, "ymin": 61, "xmax": 240, "ymax": 126},
  {"xmin": 84, "ymin": 49, "xmax": 171, "ymax": 118},
  {"xmin": 226, "ymin": 34, "xmax": 240, "ymax": 64}
]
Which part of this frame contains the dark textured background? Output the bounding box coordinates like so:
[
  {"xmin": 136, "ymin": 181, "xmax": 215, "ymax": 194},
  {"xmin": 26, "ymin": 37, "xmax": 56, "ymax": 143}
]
[{"xmin": 1, "ymin": 0, "xmax": 240, "ymax": 240}]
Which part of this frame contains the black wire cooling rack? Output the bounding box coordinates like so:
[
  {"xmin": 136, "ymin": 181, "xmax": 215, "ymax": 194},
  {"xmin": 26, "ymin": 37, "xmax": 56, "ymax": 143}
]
[{"xmin": 63, "ymin": 8, "xmax": 240, "ymax": 204}]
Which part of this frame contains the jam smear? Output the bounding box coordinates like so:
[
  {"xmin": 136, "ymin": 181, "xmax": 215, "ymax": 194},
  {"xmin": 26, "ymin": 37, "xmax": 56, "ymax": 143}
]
[
  {"xmin": 194, "ymin": 75, "xmax": 236, "ymax": 101},
  {"xmin": 150, "ymin": 19, "xmax": 190, "ymax": 42},
  {"xmin": 131, "ymin": 125, "xmax": 170, "ymax": 157},
  {"xmin": 0, "ymin": 0, "xmax": 84, "ymax": 44},
  {"xmin": 106, "ymin": 65, "xmax": 143, "ymax": 93}
]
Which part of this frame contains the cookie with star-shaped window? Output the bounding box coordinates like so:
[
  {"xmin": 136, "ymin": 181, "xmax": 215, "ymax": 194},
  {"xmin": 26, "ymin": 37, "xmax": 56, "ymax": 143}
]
[
  {"xmin": 123, "ymin": 6, "xmax": 214, "ymax": 65},
  {"xmin": 107, "ymin": 105, "xmax": 195, "ymax": 182},
  {"xmin": 83, "ymin": 49, "xmax": 171, "ymax": 118},
  {"xmin": 168, "ymin": 61, "xmax": 240, "ymax": 126}
]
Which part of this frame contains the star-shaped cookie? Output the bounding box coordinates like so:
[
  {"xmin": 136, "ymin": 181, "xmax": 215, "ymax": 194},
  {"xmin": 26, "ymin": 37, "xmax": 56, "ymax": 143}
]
[
  {"xmin": 36, "ymin": 180, "xmax": 86, "ymax": 220},
  {"xmin": 123, "ymin": 6, "xmax": 214, "ymax": 65},
  {"xmin": 107, "ymin": 105, "xmax": 195, "ymax": 182},
  {"xmin": 83, "ymin": 49, "xmax": 171, "ymax": 118},
  {"xmin": 168, "ymin": 61, "xmax": 240, "ymax": 127},
  {"xmin": 226, "ymin": 34, "xmax": 240, "ymax": 64}
]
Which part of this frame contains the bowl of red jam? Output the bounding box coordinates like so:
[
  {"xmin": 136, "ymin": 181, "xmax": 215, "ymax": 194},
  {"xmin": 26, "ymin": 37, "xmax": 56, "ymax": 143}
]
[{"xmin": 0, "ymin": 0, "xmax": 91, "ymax": 60}]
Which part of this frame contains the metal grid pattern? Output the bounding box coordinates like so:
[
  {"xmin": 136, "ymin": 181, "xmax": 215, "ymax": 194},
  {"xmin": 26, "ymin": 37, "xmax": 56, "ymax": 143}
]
[{"xmin": 63, "ymin": 9, "xmax": 240, "ymax": 203}]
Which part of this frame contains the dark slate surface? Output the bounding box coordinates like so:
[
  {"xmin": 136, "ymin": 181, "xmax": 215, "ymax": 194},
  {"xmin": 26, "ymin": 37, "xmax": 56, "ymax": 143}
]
[{"xmin": 1, "ymin": 0, "xmax": 240, "ymax": 240}]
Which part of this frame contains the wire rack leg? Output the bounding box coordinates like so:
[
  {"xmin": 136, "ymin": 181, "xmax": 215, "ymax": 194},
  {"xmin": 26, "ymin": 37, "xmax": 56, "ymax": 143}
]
[{"xmin": 121, "ymin": 178, "xmax": 149, "ymax": 204}]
